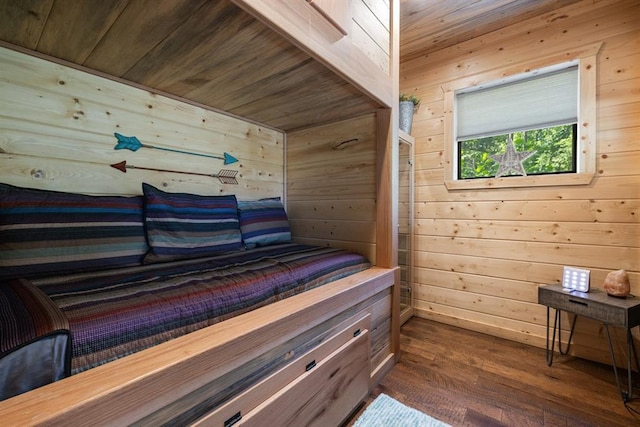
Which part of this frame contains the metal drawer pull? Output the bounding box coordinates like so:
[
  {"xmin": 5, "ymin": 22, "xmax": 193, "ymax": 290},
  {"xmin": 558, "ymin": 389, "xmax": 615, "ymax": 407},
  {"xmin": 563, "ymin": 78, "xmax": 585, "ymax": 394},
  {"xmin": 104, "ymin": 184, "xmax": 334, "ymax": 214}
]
[
  {"xmin": 353, "ymin": 329, "xmax": 361, "ymax": 337},
  {"xmin": 224, "ymin": 411, "xmax": 242, "ymax": 427},
  {"xmin": 305, "ymin": 360, "xmax": 316, "ymax": 371},
  {"xmin": 568, "ymin": 299, "xmax": 588, "ymax": 306}
]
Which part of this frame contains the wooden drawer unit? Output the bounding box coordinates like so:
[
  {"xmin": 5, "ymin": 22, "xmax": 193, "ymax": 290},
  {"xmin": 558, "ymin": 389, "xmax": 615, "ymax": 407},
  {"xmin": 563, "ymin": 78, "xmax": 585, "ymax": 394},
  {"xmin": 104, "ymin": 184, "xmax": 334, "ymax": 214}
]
[{"xmin": 194, "ymin": 313, "xmax": 371, "ymax": 426}]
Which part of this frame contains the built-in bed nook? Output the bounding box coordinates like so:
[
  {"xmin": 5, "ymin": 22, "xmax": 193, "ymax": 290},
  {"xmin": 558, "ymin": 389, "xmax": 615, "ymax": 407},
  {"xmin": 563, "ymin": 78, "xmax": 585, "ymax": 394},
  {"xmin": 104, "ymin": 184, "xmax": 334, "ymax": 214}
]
[{"xmin": 0, "ymin": 1, "xmax": 401, "ymax": 425}]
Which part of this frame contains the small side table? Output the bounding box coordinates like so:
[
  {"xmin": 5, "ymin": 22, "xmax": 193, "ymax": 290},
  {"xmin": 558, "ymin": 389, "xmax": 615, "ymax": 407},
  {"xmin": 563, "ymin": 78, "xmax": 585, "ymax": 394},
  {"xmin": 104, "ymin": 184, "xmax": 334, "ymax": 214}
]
[{"xmin": 538, "ymin": 283, "xmax": 640, "ymax": 402}]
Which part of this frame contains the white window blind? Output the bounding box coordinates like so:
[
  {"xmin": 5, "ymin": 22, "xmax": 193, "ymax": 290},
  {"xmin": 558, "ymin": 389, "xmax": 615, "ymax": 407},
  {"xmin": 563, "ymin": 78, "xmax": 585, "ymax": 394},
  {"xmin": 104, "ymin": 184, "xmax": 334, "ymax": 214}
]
[{"xmin": 456, "ymin": 64, "xmax": 578, "ymax": 141}]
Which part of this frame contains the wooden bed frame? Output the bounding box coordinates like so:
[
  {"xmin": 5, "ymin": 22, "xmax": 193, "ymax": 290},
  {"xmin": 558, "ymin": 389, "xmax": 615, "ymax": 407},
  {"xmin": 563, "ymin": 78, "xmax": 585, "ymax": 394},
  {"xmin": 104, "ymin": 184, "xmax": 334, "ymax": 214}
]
[
  {"xmin": 0, "ymin": 0, "xmax": 401, "ymax": 424},
  {"xmin": 1, "ymin": 267, "xmax": 396, "ymax": 425}
]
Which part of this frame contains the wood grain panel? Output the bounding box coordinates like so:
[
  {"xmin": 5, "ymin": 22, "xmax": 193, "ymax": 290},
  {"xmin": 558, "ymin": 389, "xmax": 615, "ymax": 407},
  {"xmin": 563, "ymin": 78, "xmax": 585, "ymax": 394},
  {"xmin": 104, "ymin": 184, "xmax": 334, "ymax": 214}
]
[
  {"xmin": 399, "ymin": 0, "xmax": 584, "ymax": 62},
  {"xmin": 599, "ymin": 126, "xmax": 640, "ymax": 154},
  {"xmin": 287, "ymin": 200, "xmax": 377, "ymax": 221},
  {"xmin": 417, "ymin": 199, "xmax": 639, "ymax": 223},
  {"xmin": 0, "ymin": 46, "xmax": 284, "ymax": 199},
  {"xmin": 369, "ymin": 292, "xmax": 392, "ymax": 332},
  {"xmin": 0, "ymin": 126, "xmax": 283, "ymax": 192},
  {"xmin": 414, "ymin": 252, "xmax": 640, "ymax": 296},
  {"xmin": 0, "ymin": 153, "xmax": 283, "ymax": 200},
  {"xmin": 363, "ymin": 0, "xmax": 389, "ymax": 31},
  {"xmin": 240, "ymin": 330, "xmax": 369, "ymax": 427},
  {"xmin": 0, "ymin": 0, "xmax": 53, "ymax": 49},
  {"xmin": 0, "ymin": 0, "xmax": 391, "ymax": 132},
  {"xmin": 414, "ymin": 151, "xmax": 443, "ymax": 171},
  {"xmin": 143, "ymin": 313, "xmax": 372, "ymax": 425},
  {"xmin": 84, "ymin": 0, "xmax": 208, "ymax": 76},
  {"xmin": 122, "ymin": 2, "xmax": 252, "ymax": 90},
  {"xmin": 416, "ymin": 236, "xmax": 639, "ymax": 271},
  {"xmin": 598, "ymin": 40, "xmax": 640, "ymax": 85},
  {"xmin": 414, "ymin": 268, "xmax": 540, "ymax": 303},
  {"xmin": 370, "ymin": 317, "xmax": 391, "ymax": 370},
  {"xmin": 416, "ymin": 176, "xmax": 640, "ymax": 202},
  {"xmin": 356, "ymin": 287, "xmax": 392, "ymax": 381},
  {"xmin": 402, "ymin": 1, "xmax": 636, "ymax": 76},
  {"xmin": 405, "ymin": 1, "xmax": 640, "ymax": 366},
  {"xmin": 247, "ymin": 88, "xmax": 381, "ymax": 133},
  {"xmin": 182, "ymin": 40, "xmax": 310, "ymax": 108},
  {"xmin": 289, "ymin": 219, "xmax": 375, "ymax": 243},
  {"xmin": 596, "ymin": 150, "xmax": 640, "ymax": 177},
  {"xmin": 351, "ymin": 0, "xmax": 390, "ymax": 73},
  {"xmin": 0, "ymin": 47, "xmax": 285, "ymax": 147},
  {"xmin": 413, "ymin": 304, "xmax": 547, "ymax": 348},
  {"xmin": 414, "ymin": 284, "xmax": 545, "ymax": 325},
  {"xmin": 376, "ymin": 108, "xmax": 398, "ymax": 271},
  {"xmin": 234, "ymin": 0, "xmax": 393, "ymax": 108},
  {"xmin": 287, "ymin": 175, "xmax": 376, "ymax": 200},
  {"xmin": 287, "ymin": 114, "xmax": 378, "ymax": 254},
  {"xmin": 350, "ymin": 22, "xmax": 389, "ymax": 75},
  {"xmin": 308, "ymin": 0, "xmax": 351, "ymax": 36},
  {"xmin": 417, "ymin": 218, "xmax": 640, "ymax": 248},
  {"xmin": 37, "ymin": 0, "xmax": 129, "ymax": 63},
  {"xmin": 599, "ymin": 100, "xmax": 640, "ymax": 131},
  {"xmin": 599, "ymin": 79, "xmax": 640, "ymax": 111}
]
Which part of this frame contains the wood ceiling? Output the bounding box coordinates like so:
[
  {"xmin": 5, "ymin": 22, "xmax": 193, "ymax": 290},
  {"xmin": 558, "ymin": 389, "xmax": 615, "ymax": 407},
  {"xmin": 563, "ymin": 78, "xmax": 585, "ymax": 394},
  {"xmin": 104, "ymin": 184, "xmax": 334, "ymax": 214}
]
[
  {"xmin": 0, "ymin": 0, "xmax": 586, "ymax": 131},
  {"xmin": 0, "ymin": 0, "xmax": 381, "ymax": 132},
  {"xmin": 399, "ymin": 0, "xmax": 584, "ymax": 63}
]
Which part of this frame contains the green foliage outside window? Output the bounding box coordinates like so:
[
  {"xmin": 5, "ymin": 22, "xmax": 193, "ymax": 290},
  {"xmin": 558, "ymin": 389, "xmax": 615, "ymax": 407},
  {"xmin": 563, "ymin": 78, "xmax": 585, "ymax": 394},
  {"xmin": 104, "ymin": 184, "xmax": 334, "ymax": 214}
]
[{"xmin": 458, "ymin": 124, "xmax": 576, "ymax": 179}]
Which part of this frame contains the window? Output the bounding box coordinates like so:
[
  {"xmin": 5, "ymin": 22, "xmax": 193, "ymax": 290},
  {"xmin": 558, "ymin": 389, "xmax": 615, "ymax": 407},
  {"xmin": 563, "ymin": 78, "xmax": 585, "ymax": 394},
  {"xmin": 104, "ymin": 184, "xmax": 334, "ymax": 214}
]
[
  {"xmin": 458, "ymin": 124, "xmax": 577, "ymax": 179},
  {"xmin": 457, "ymin": 64, "xmax": 578, "ymax": 179},
  {"xmin": 443, "ymin": 44, "xmax": 600, "ymax": 190}
]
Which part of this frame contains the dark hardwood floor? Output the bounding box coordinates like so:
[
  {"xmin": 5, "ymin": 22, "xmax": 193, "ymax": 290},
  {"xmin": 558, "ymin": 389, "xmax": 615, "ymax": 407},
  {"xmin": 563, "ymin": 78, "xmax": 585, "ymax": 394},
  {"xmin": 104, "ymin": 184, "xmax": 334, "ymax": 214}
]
[{"xmin": 347, "ymin": 317, "xmax": 640, "ymax": 426}]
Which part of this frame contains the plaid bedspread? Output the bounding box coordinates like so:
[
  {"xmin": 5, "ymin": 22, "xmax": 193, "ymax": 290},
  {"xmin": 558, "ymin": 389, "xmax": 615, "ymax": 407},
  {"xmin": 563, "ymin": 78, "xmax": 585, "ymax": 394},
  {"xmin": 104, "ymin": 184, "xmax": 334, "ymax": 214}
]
[
  {"xmin": 0, "ymin": 279, "xmax": 70, "ymax": 360},
  {"xmin": 33, "ymin": 244, "xmax": 370, "ymax": 374}
]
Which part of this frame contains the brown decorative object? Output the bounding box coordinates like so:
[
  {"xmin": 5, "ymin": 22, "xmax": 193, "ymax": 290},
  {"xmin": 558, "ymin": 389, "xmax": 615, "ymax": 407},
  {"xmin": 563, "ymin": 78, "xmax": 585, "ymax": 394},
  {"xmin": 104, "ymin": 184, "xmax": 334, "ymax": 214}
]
[{"xmin": 603, "ymin": 269, "xmax": 631, "ymax": 297}]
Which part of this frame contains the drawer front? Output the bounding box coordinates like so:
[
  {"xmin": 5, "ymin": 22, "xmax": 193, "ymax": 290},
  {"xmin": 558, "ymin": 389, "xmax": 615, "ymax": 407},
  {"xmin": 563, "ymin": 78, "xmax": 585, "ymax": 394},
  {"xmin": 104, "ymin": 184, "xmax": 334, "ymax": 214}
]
[
  {"xmin": 562, "ymin": 298, "xmax": 627, "ymax": 326},
  {"xmin": 539, "ymin": 288, "xmax": 628, "ymax": 327},
  {"xmin": 193, "ymin": 313, "xmax": 371, "ymax": 426},
  {"xmin": 240, "ymin": 329, "xmax": 370, "ymax": 427}
]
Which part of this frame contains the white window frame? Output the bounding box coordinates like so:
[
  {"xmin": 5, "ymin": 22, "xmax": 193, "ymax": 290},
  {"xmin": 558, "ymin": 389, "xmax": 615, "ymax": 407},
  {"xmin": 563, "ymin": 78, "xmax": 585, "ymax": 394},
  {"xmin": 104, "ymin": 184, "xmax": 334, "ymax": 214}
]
[{"xmin": 443, "ymin": 43, "xmax": 601, "ymax": 190}]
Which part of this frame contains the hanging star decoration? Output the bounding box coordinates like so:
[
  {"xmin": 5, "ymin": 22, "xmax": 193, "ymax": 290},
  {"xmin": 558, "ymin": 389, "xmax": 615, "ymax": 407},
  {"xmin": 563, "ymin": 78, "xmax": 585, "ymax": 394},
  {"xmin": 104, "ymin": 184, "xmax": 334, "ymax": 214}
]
[{"xmin": 489, "ymin": 136, "xmax": 536, "ymax": 178}]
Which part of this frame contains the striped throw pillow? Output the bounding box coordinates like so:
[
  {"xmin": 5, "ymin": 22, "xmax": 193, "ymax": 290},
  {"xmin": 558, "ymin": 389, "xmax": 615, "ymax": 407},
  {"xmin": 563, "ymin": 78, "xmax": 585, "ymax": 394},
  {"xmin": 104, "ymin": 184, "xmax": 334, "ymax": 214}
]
[
  {"xmin": 238, "ymin": 199, "xmax": 291, "ymax": 249},
  {"xmin": 142, "ymin": 183, "xmax": 243, "ymax": 263},
  {"xmin": 0, "ymin": 183, "xmax": 148, "ymax": 280}
]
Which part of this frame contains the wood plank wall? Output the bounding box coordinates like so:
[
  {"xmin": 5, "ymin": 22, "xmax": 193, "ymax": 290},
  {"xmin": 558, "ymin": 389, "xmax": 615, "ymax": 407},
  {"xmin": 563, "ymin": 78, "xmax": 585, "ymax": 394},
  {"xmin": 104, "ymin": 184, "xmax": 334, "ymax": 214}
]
[
  {"xmin": 400, "ymin": 0, "xmax": 640, "ymax": 366},
  {"xmin": 0, "ymin": 46, "xmax": 284, "ymax": 199},
  {"xmin": 287, "ymin": 112, "xmax": 392, "ymax": 372},
  {"xmin": 287, "ymin": 114, "xmax": 378, "ymax": 264},
  {"xmin": 350, "ymin": 0, "xmax": 390, "ymax": 75}
]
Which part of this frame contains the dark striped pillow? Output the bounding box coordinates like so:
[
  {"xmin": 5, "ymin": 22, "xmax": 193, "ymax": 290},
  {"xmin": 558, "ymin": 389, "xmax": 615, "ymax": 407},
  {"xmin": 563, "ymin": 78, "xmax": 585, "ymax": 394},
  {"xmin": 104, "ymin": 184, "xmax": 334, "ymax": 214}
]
[
  {"xmin": 0, "ymin": 183, "xmax": 148, "ymax": 280},
  {"xmin": 238, "ymin": 199, "xmax": 292, "ymax": 249},
  {"xmin": 142, "ymin": 183, "xmax": 243, "ymax": 263}
]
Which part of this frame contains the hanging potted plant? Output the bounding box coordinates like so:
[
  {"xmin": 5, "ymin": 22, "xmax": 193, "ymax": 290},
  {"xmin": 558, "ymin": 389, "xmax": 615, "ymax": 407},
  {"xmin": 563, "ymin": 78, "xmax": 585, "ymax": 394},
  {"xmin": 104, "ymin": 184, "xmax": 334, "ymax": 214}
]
[{"xmin": 399, "ymin": 93, "xmax": 420, "ymax": 134}]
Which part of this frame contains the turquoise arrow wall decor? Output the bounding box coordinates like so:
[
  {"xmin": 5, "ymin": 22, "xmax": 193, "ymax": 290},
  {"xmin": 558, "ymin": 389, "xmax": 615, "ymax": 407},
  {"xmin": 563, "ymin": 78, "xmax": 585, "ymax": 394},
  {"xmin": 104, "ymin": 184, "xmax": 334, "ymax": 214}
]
[{"xmin": 114, "ymin": 133, "xmax": 239, "ymax": 165}]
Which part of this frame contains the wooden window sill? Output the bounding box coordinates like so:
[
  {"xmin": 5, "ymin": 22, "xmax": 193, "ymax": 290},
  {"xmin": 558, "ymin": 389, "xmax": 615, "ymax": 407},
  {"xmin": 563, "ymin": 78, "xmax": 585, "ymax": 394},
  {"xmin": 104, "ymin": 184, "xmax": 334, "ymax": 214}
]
[{"xmin": 444, "ymin": 172, "xmax": 595, "ymax": 190}]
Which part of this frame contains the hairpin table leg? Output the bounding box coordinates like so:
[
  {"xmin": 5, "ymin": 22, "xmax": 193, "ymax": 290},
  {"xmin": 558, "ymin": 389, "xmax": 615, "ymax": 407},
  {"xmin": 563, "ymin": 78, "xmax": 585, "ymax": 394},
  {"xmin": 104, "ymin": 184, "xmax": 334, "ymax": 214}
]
[
  {"xmin": 605, "ymin": 324, "xmax": 640, "ymax": 402},
  {"xmin": 546, "ymin": 307, "xmax": 577, "ymax": 366}
]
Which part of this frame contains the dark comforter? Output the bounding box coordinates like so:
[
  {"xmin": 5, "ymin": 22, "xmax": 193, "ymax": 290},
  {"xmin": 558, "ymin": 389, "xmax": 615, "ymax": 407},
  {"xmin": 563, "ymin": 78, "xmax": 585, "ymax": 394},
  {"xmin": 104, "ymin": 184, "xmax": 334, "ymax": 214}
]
[
  {"xmin": 0, "ymin": 279, "xmax": 71, "ymax": 400},
  {"xmin": 28, "ymin": 244, "xmax": 370, "ymax": 374}
]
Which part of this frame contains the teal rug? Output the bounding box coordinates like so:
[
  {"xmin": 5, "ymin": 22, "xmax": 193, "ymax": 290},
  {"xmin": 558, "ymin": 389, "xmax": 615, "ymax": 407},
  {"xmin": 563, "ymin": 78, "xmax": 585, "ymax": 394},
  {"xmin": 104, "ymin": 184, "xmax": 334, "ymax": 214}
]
[{"xmin": 354, "ymin": 393, "xmax": 451, "ymax": 427}]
